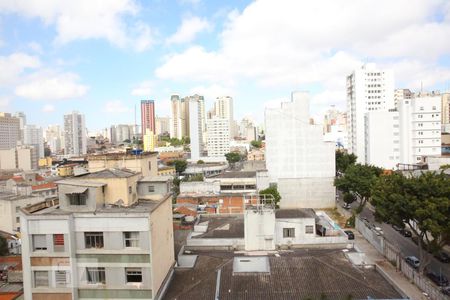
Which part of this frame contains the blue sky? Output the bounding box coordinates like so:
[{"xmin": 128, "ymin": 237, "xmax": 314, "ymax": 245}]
[{"xmin": 1, "ymin": 0, "xmax": 450, "ymax": 132}]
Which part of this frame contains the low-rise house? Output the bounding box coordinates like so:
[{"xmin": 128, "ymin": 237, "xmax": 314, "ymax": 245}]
[
  {"xmin": 138, "ymin": 176, "xmax": 173, "ymax": 200},
  {"xmin": 88, "ymin": 152, "xmax": 158, "ymax": 177},
  {"xmin": 204, "ymin": 171, "xmax": 257, "ymax": 194},
  {"xmin": 20, "ymin": 168, "xmax": 175, "ymax": 300}
]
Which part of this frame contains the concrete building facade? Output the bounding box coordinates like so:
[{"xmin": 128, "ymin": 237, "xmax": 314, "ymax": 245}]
[
  {"xmin": 347, "ymin": 64, "xmax": 395, "ymax": 164},
  {"xmin": 64, "ymin": 111, "xmax": 87, "ymax": 156},
  {"xmin": 24, "ymin": 125, "xmax": 44, "ymax": 159},
  {"xmin": 87, "ymin": 152, "xmax": 158, "ymax": 177},
  {"xmin": 0, "ymin": 112, "xmax": 20, "ymax": 150},
  {"xmin": 265, "ymin": 91, "xmax": 335, "ymax": 208},
  {"xmin": 141, "ymin": 100, "xmax": 156, "ymax": 138},
  {"xmin": 442, "ymin": 92, "xmax": 450, "ymax": 130},
  {"xmin": 206, "ymin": 117, "xmax": 230, "ymax": 158}
]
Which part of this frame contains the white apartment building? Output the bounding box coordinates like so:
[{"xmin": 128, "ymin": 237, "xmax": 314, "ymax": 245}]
[
  {"xmin": 239, "ymin": 118, "xmax": 257, "ymax": 141},
  {"xmin": 365, "ymin": 110, "xmax": 400, "ymax": 170},
  {"xmin": 394, "ymin": 88, "xmax": 413, "ymax": 109},
  {"xmin": 14, "ymin": 111, "xmax": 27, "ymax": 143},
  {"xmin": 64, "ymin": 111, "xmax": 87, "ymax": 156},
  {"xmin": 399, "ymin": 93, "xmax": 442, "ymax": 165},
  {"xmin": 207, "ymin": 117, "xmax": 230, "ymax": 158},
  {"xmin": 189, "ymin": 99, "xmax": 203, "ymax": 161},
  {"xmin": 24, "ymin": 125, "xmax": 44, "ymax": 159},
  {"xmin": 0, "ymin": 112, "xmax": 20, "ymax": 150},
  {"xmin": 347, "ymin": 64, "xmax": 395, "ymax": 164},
  {"xmin": 155, "ymin": 116, "xmax": 170, "ymax": 136},
  {"xmin": 213, "ymin": 96, "xmax": 235, "ymax": 139},
  {"xmin": 265, "ymin": 91, "xmax": 335, "ymax": 208},
  {"xmin": 442, "ymin": 93, "xmax": 450, "ymax": 130},
  {"xmin": 45, "ymin": 125, "xmax": 62, "ymax": 154}
]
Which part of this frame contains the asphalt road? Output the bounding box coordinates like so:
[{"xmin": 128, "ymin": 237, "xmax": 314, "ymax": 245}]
[{"xmin": 337, "ymin": 195, "xmax": 450, "ymax": 280}]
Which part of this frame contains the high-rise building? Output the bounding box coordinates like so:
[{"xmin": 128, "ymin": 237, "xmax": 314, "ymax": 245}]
[
  {"xmin": 207, "ymin": 117, "xmax": 230, "ymax": 158},
  {"xmin": 189, "ymin": 99, "xmax": 203, "ymax": 161},
  {"xmin": 0, "ymin": 112, "xmax": 20, "ymax": 150},
  {"xmin": 265, "ymin": 92, "xmax": 335, "ymax": 208},
  {"xmin": 239, "ymin": 117, "xmax": 257, "ymax": 141},
  {"xmin": 0, "ymin": 145, "xmax": 38, "ymax": 170},
  {"xmin": 64, "ymin": 111, "xmax": 87, "ymax": 156},
  {"xmin": 399, "ymin": 92, "xmax": 441, "ymax": 165},
  {"xmin": 347, "ymin": 63, "xmax": 395, "ymax": 164},
  {"xmin": 45, "ymin": 125, "xmax": 62, "ymax": 154},
  {"xmin": 442, "ymin": 93, "xmax": 450, "ymax": 127},
  {"xmin": 14, "ymin": 112, "xmax": 26, "ymax": 143},
  {"xmin": 156, "ymin": 116, "xmax": 170, "ymax": 136},
  {"xmin": 394, "ymin": 89, "xmax": 413, "ymax": 109},
  {"xmin": 170, "ymin": 94, "xmax": 205, "ymax": 140},
  {"xmin": 170, "ymin": 95, "xmax": 183, "ymax": 139},
  {"xmin": 141, "ymin": 100, "xmax": 155, "ymax": 138},
  {"xmin": 24, "ymin": 125, "xmax": 44, "ymax": 159},
  {"xmin": 213, "ymin": 96, "xmax": 235, "ymax": 139}
]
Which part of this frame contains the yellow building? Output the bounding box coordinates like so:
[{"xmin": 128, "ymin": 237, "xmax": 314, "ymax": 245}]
[
  {"xmin": 57, "ymin": 164, "xmax": 76, "ymax": 177},
  {"xmin": 143, "ymin": 129, "xmax": 157, "ymax": 152},
  {"xmin": 88, "ymin": 152, "xmax": 158, "ymax": 177},
  {"xmin": 158, "ymin": 166, "xmax": 176, "ymax": 176},
  {"xmin": 38, "ymin": 157, "xmax": 52, "ymax": 167}
]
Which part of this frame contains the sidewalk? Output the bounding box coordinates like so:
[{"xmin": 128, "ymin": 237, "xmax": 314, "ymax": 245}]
[{"xmin": 353, "ymin": 231, "xmax": 429, "ymax": 300}]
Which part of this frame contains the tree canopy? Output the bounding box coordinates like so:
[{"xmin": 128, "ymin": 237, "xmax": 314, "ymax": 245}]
[
  {"xmin": 173, "ymin": 160, "xmax": 188, "ymax": 174},
  {"xmin": 250, "ymin": 140, "xmax": 262, "ymax": 148},
  {"xmin": 260, "ymin": 186, "xmax": 281, "ymax": 208},
  {"xmin": 0, "ymin": 236, "xmax": 8, "ymax": 256},
  {"xmin": 372, "ymin": 171, "xmax": 450, "ymax": 273},
  {"xmin": 335, "ymin": 150, "xmax": 357, "ymax": 175},
  {"xmin": 334, "ymin": 163, "xmax": 383, "ymax": 212},
  {"xmin": 225, "ymin": 152, "xmax": 243, "ymax": 164}
]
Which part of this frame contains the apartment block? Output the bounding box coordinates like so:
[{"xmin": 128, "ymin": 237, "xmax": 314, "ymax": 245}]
[
  {"xmin": 206, "ymin": 117, "xmax": 230, "ymax": 158},
  {"xmin": 20, "ymin": 169, "xmax": 175, "ymax": 300},
  {"xmin": 64, "ymin": 111, "xmax": 87, "ymax": 156},
  {"xmin": 0, "ymin": 112, "xmax": 20, "ymax": 150}
]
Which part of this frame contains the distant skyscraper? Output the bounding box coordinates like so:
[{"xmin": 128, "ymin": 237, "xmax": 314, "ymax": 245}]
[
  {"xmin": 156, "ymin": 116, "xmax": 170, "ymax": 136},
  {"xmin": 141, "ymin": 100, "xmax": 155, "ymax": 137},
  {"xmin": 207, "ymin": 117, "xmax": 230, "ymax": 158},
  {"xmin": 189, "ymin": 99, "xmax": 204, "ymax": 161},
  {"xmin": 170, "ymin": 95, "xmax": 183, "ymax": 139},
  {"xmin": 442, "ymin": 92, "xmax": 450, "ymax": 127},
  {"xmin": 23, "ymin": 124, "xmax": 44, "ymax": 159},
  {"xmin": 45, "ymin": 125, "xmax": 62, "ymax": 154},
  {"xmin": 0, "ymin": 112, "xmax": 20, "ymax": 150},
  {"xmin": 14, "ymin": 112, "xmax": 26, "ymax": 143},
  {"xmin": 347, "ymin": 63, "xmax": 395, "ymax": 164},
  {"xmin": 64, "ymin": 111, "xmax": 87, "ymax": 156},
  {"xmin": 213, "ymin": 96, "xmax": 235, "ymax": 139},
  {"xmin": 170, "ymin": 94, "xmax": 205, "ymax": 140}
]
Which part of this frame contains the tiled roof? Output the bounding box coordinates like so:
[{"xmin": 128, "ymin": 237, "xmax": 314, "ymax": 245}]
[
  {"xmin": 32, "ymin": 182, "xmax": 57, "ymax": 191},
  {"xmin": 80, "ymin": 168, "xmax": 138, "ymax": 178}
]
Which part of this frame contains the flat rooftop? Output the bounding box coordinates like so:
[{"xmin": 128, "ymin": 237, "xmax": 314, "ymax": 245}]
[
  {"xmin": 0, "ymin": 191, "xmax": 40, "ymax": 201},
  {"xmin": 164, "ymin": 249, "xmax": 403, "ymax": 300},
  {"xmin": 275, "ymin": 208, "xmax": 316, "ymax": 219},
  {"xmin": 88, "ymin": 152, "xmax": 157, "ymax": 160},
  {"xmin": 210, "ymin": 171, "xmax": 256, "ymax": 178},
  {"xmin": 193, "ymin": 215, "xmax": 244, "ymax": 239}
]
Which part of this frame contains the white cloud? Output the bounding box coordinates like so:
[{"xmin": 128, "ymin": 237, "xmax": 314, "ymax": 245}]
[
  {"xmin": 15, "ymin": 71, "xmax": 88, "ymax": 100},
  {"xmin": 131, "ymin": 80, "xmax": 153, "ymax": 97},
  {"xmin": 166, "ymin": 16, "xmax": 211, "ymax": 45},
  {"xmin": 189, "ymin": 83, "xmax": 233, "ymax": 101},
  {"xmin": 104, "ymin": 100, "xmax": 132, "ymax": 113},
  {"xmin": 42, "ymin": 104, "xmax": 55, "ymax": 112},
  {"xmin": 0, "ymin": 96, "xmax": 10, "ymax": 108},
  {"xmin": 28, "ymin": 41, "xmax": 43, "ymax": 54},
  {"xmin": 156, "ymin": 0, "xmax": 450, "ymax": 109},
  {"xmin": 0, "ymin": 52, "xmax": 41, "ymax": 86},
  {"xmin": 0, "ymin": 0, "xmax": 155, "ymax": 51}
]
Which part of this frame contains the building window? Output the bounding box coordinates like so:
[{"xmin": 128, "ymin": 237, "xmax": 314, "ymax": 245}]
[
  {"xmin": 148, "ymin": 162, "xmax": 151, "ymax": 170},
  {"xmin": 124, "ymin": 232, "xmax": 139, "ymax": 248},
  {"xmin": 305, "ymin": 225, "xmax": 314, "ymax": 234},
  {"xmin": 86, "ymin": 267, "xmax": 106, "ymax": 284},
  {"xmin": 32, "ymin": 234, "xmax": 47, "ymax": 251},
  {"xmin": 15, "ymin": 217, "xmax": 20, "ymax": 223},
  {"xmin": 55, "ymin": 271, "xmax": 69, "ymax": 286},
  {"xmin": 128, "ymin": 186, "xmax": 132, "ymax": 194},
  {"xmin": 283, "ymin": 228, "xmax": 295, "ymax": 238},
  {"xmin": 34, "ymin": 271, "xmax": 49, "ymax": 287},
  {"xmin": 125, "ymin": 268, "xmax": 142, "ymax": 283},
  {"xmin": 84, "ymin": 232, "xmax": 104, "ymax": 249},
  {"xmin": 148, "ymin": 185, "xmax": 155, "ymax": 192},
  {"xmin": 68, "ymin": 193, "xmax": 86, "ymax": 205},
  {"xmin": 53, "ymin": 234, "xmax": 65, "ymax": 252},
  {"xmin": 15, "ymin": 206, "xmax": 19, "ymax": 213}
]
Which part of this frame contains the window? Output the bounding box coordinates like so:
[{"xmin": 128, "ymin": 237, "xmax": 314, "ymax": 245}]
[
  {"xmin": 53, "ymin": 234, "xmax": 65, "ymax": 252},
  {"xmin": 148, "ymin": 185, "xmax": 155, "ymax": 192},
  {"xmin": 84, "ymin": 232, "xmax": 104, "ymax": 249},
  {"xmin": 16, "ymin": 217, "xmax": 20, "ymax": 223},
  {"xmin": 15, "ymin": 206, "xmax": 19, "ymax": 213},
  {"xmin": 86, "ymin": 267, "xmax": 105, "ymax": 284},
  {"xmin": 283, "ymin": 228, "xmax": 295, "ymax": 238},
  {"xmin": 305, "ymin": 225, "xmax": 314, "ymax": 234},
  {"xmin": 55, "ymin": 271, "xmax": 69, "ymax": 286},
  {"xmin": 68, "ymin": 193, "xmax": 86, "ymax": 205},
  {"xmin": 32, "ymin": 234, "xmax": 47, "ymax": 251},
  {"xmin": 128, "ymin": 186, "xmax": 132, "ymax": 194},
  {"xmin": 124, "ymin": 232, "xmax": 139, "ymax": 248},
  {"xmin": 34, "ymin": 271, "xmax": 49, "ymax": 287},
  {"xmin": 148, "ymin": 162, "xmax": 152, "ymax": 170},
  {"xmin": 126, "ymin": 268, "xmax": 142, "ymax": 283}
]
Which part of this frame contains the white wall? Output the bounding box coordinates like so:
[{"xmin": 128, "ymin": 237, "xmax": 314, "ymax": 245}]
[
  {"xmin": 180, "ymin": 181, "xmax": 220, "ymax": 194},
  {"xmin": 278, "ymin": 178, "xmax": 335, "ymax": 209},
  {"xmin": 275, "ymin": 218, "xmax": 315, "ymax": 246},
  {"xmin": 244, "ymin": 208, "xmax": 275, "ymax": 251}
]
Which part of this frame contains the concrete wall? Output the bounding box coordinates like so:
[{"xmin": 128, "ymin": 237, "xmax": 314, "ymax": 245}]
[
  {"xmin": 59, "ymin": 185, "xmax": 102, "ymax": 212},
  {"xmin": 426, "ymin": 156, "xmax": 450, "ymax": 171},
  {"xmin": 275, "ymin": 218, "xmax": 315, "ymax": 246},
  {"xmin": 0, "ymin": 195, "xmax": 43, "ymax": 233},
  {"xmin": 180, "ymin": 181, "xmax": 220, "ymax": 194},
  {"xmin": 88, "ymin": 155, "xmax": 157, "ymax": 177},
  {"xmin": 150, "ymin": 197, "xmax": 175, "ymax": 298},
  {"xmin": 82, "ymin": 175, "xmax": 140, "ymax": 206},
  {"xmin": 244, "ymin": 208, "xmax": 275, "ymax": 251},
  {"xmin": 138, "ymin": 181, "xmax": 171, "ymax": 200},
  {"xmin": 278, "ymin": 177, "xmax": 335, "ymax": 209},
  {"xmin": 256, "ymin": 170, "xmax": 270, "ymax": 191},
  {"xmin": 0, "ymin": 149, "xmax": 16, "ymax": 169}
]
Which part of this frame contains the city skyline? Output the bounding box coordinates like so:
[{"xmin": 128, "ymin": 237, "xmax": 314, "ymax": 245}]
[{"xmin": 1, "ymin": 0, "xmax": 450, "ymax": 131}]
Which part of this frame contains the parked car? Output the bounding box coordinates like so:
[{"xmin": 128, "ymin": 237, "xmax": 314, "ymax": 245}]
[
  {"xmin": 392, "ymin": 224, "xmax": 402, "ymax": 231},
  {"xmin": 434, "ymin": 251, "xmax": 450, "ymax": 263},
  {"xmin": 373, "ymin": 226, "xmax": 384, "ymax": 235},
  {"xmin": 426, "ymin": 271, "xmax": 449, "ymax": 287},
  {"xmin": 405, "ymin": 256, "xmax": 420, "ymax": 269},
  {"xmin": 344, "ymin": 230, "xmax": 354, "ymax": 240},
  {"xmin": 342, "ymin": 202, "xmax": 351, "ymax": 209},
  {"xmin": 442, "ymin": 286, "xmax": 450, "ymax": 295},
  {"xmin": 400, "ymin": 229, "xmax": 412, "ymax": 237}
]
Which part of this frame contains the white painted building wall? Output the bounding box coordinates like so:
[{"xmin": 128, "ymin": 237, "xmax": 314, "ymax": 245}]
[
  {"xmin": 189, "ymin": 99, "xmax": 203, "ymax": 161},
  {"xmin": 275, "ymin": 218, "xmax": 316, "ymax": 246},
  {"xmin": 347, "ymin": 64, "xmax": 395, "ymax": 164},
  {"xmin": 207, "ymin": 117, "xmax": 230, "ymax": 158},
  {"xmin": 399, "ymin": 95, "xmax": 442, "ymax": 165},
  {"xmin": 265, "ymin": 91, "xmax": 335, "ymax": 208},
  {"xmin": 365, "ymin": 110, "xmax": 400, "ymax": 169},
  {"xmin": 244, "ymin": 208, "xmax": 275, "ymax": 251}
]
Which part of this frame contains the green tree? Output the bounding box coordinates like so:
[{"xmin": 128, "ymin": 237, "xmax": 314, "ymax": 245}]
[
  {"xmin": 197, "ymin": 160, "xmax": 205, "ymax": 164},
  {"xmin": 439, "ymin": 164, "xmax": 450, "ymax": 170},
  {"xmin": 250, "ymin": 140, "xmax": 262, "ymax": 148},
  {"xmin": 372, "ymin": 171, "xmax": 450, "ymax": 273},
  {"xmin": 123, "ymin": 139, "xmax": 131, "ymax": 144},
  {"xmin": 260, "ymin": 186, "xmax": 281, "ymax": 208},
  {"xmin": 225, "ymin": 152, "xmax": 242, "ymax": 164},
  {"xmin": 185, "ymin": 174, "xmax": 204, "ymax": 182},
  {"xmin": 173, "ymin": 160, "xmax": 188, "ymax": 174},
  {"xmin": 334, "ymin": 164, "xmax": 383, "ymax": 212},
  {"xmin": 0, "ymin": 236, "xmax": 9, "ymax": 256},
  {"xmin": 335, "ymin": 150, "xmax": 357, "ymax": 175}
]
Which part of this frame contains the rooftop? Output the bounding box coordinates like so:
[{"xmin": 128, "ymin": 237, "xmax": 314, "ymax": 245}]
[
  {"xmin": 0, "ymin": 191, "xmax": 40, "ymax": 202},
  {"xmin": 32, "ymin": 182, "xmax": 57, "ymax": 191},
  {"xmin": 275, "ymin": 208, "xmax": 316, "ymax": 219},
  {"xmin": 88, "ymin": 152, "xmax": 157, "ymax": 160},
  {"xmin": 78, "ymin": 168, "xmax": 138, "ymax": 179},
  {"xmin": 139, "ymin": 175, "xmax": 173, "ymax": 183},
  {"xmin": 192, "ymin": 215, "xmax": 244, "ymax": 239},
  {"xmin": 55, "ymin": 180, "xmax": 106, "ymax": 187},
  {"xmin": 210, "ymin": 171, "xmax": 256, "ymax": 179},
  {"xmin": 164, "ymin": 249, "xmax": 402, "ymax": 300}
]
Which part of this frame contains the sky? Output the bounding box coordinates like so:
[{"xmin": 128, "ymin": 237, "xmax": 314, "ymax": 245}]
[{"xmin": 1, "ymin": 0, "xmax": 450, "ymax": 133}]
